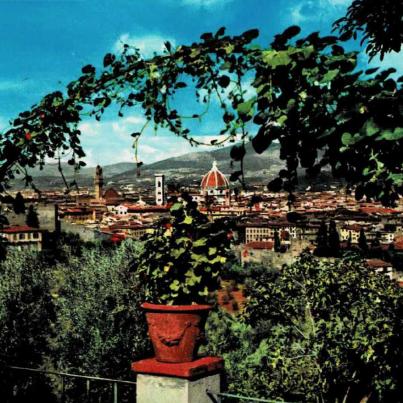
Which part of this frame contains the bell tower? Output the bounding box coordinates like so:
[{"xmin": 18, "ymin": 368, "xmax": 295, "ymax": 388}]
[
  {"xmin": 155, "ymin": 173, "xmax": 165, "ymax": 206},
  {"xmin": 94, "ymin": 165, "xmax": 104, "ymax": 201}
]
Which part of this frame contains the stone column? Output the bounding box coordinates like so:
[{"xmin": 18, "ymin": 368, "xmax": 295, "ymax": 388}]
[{"xmin": 132, "ymin": 356, "xmax": 223, "ymax": 403}]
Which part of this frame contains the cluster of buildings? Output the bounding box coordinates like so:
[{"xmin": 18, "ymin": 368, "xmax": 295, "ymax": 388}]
[{"xmin": 1, "ymin": 161, "xmax": 402, "ymax": 282}]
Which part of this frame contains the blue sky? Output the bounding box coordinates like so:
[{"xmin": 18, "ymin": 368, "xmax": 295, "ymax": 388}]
[{"xmin": 0, "ymin": 0, "xmax": 401, "ymax": 166}]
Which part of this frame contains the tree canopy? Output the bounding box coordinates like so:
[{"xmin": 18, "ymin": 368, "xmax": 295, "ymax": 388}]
[
  {"xmin": 333, "ymin": 0, "xmax": 403, "ymax": 60},
  {"xmin": 205, "ymin": 253, "xmax": 403, "ymax": 402},
  {"xmin": 0, "ymin": 24, "xmax": 401, "ymax": 205},
  {"xmin": 0, "ymin": 239, "xmax": 149, "ymax": 402}
]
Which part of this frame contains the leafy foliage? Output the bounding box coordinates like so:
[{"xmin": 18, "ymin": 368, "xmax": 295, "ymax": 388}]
[
  {"xmin": 0, "ymin": 26, "xmax": 401, "ymax": 206},
  {"xmin": 0, "ymin": 239, "xmax": 150, "ymax": 402},
  {"xmin": 136, "ymin": 197, "xmax": 231, "ymax": 305},
  {"xmin": 333, "ymin": 0, "xmax": 403, "ymax": 59},
  {"xmin": 205, "ymin": 255, "xmax": 403, "ymax": 402}
]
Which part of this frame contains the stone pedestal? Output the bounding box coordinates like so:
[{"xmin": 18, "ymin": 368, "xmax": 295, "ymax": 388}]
[{"xmin": 132, "ymin": 356, "xmax": 223, "ymax": 403}]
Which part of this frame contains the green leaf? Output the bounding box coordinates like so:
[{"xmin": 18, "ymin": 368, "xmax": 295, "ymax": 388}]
[
  {"xmin": 241, "ymin": 29, "xmax": 259, "ymax": 41},
  {"xmin": 389, "ymin": 173, "xmax": 403, "ymax": 186},
  {"xmin": 224, "ymin": 44, "xmax": 234, "ymax": 54},
  {"xmin": 252, "ymin": 126, "xmax": 272, "ymax": 154},
  {"xmin": 170, "ymin": 203, "xmax": 183, "ymax": 212},
  {"xmin": 277, "ymin": 115, "xmax": 288, "ymax": 125},
  {"xmin": 208, "ymin": 247, "xmax": 217, "ymax": 255},
  {"xmin": 377, "ymin": 127, "xmax": 403, "ymax": 141},
  {"xmin": 175, "ymin": 82, "xmax": 187, "ymax": 89},
  {"xmin": 230, "ymin": 144, "xmax": 246, "ymax": 161},
  {"xmin": 182, "ymin": 216, "xmax": 193, "ymax": 225},
  {"xmin": 262, "ymin": 50, "xmax": 291, "ymax": 67},
  {"xmin": 171, "ymin": 247, "xmax": 186, "ymax": 259},
  {"xmin": 169, "ymin": 280, "xmax": 180, "ymax": 291},
  {"xmin": 341, "ymin": 132, "xmax": 364, "ymax": 146},
  {"xmin": 193, "ymin": 238, "xmax": 207, "ymax": 247},
  {"xmin": 321, "ymin": 69, "xmax": 339, "ymax": 83},
  {"xmin": 218, "ymin": 75, "xmax": 230, "ymax": 88},
  {"xmin": 362, "ymin": 118, "xmax": 380, "ymax": 137},
  {"xmin": 237, "ymin": 99, "xmax": 255, "ymax": 115}
]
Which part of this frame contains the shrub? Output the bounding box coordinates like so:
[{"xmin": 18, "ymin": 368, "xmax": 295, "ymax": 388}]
[
  {"xmin": 0, "ymin": 239, "xmax": 150, "ymax": 402},
  {"xmin": 205, "ymin": 254, "xmax": 403, "ymax": 402}
]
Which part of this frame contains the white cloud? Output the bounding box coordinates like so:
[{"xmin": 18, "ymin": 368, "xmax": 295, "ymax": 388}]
[
  {"xmin": 78, "ymin": 122, "xmax": 99, "ymax": 137},
  {"xmin": 289, "ymin": 0, "xmax": 349, "ymax": 24},
  {"xmin": 79, "ymin": 115, "xmax": 147, "ymax": 139},
  {"xmin": 78, "ymin": 115, "xmax": 235, "ymax": 166},
  {"xmin": 81, "ymin": 148, "xmax": 97, "ymax": 167},
  {"xmin": 113, "ymin": 33, "xmax": 176, "ymax": 58}
]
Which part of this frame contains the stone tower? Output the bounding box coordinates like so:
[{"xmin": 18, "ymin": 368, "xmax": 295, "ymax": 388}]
[
  {"xmin": 155, "ymin": 173, "xmax": 165, "ymax": 206},
  {"xmin": 94, "ymin": 165, "xmax": 104, "ymax": 201}
]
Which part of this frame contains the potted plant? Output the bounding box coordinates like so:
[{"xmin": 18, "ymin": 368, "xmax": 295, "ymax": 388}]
[{"xmin": 137, "ymin": 196, "xmax": 231, "ymax": 363}]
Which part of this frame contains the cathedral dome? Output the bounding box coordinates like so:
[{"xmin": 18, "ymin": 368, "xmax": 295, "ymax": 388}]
[{"xmin": 201, "ymin": 161, "xmax": 229, "ymax": 190}]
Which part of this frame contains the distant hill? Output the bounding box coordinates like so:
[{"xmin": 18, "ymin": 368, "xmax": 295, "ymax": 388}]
[
  {"xmin": 109, "ymin": 142, "xmax": 282, "ymax": 186},
  {"xmin": 24, "ymin": 162, "xmax": 135, "ymax": 178},
  {"xmin": 11, "ymin": 141, "xmax": 340, "ymax": 191}
]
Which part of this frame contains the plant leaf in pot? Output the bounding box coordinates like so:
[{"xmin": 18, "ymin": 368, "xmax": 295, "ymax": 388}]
[{"xmin": 137, "ymin": 195, "xmax": 232, "ymax": 362}]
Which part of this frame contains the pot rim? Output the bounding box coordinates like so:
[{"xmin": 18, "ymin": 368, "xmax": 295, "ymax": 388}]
[{"xmin": 141, "ymin": 302, "xmax": 212, "ymax": 312}]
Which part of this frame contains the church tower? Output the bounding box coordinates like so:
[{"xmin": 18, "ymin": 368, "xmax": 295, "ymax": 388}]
[
  {"xmin": 155, "ymin": 173, "xmax": 165, "ymax": 206},
  {"xmin": 94, "ymin": 165, "xmax": 104, "ymax": 201}
]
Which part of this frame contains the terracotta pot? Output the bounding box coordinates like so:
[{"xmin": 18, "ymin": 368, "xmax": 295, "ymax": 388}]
[{"xmin": 142, "ymin": 302, "xmax": 212, "ymax": 363}]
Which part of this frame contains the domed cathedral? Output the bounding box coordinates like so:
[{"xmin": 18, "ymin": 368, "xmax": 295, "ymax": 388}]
[{"xmin": 201, "ymin": 161, "xmax": 231, "ymax": 206}]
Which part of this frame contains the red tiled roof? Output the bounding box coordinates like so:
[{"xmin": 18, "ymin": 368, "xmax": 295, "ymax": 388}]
[
  {"xmin": 245, "ymin": 241, "xmax": 274, "ymax": 250},
  {"xmin": 201, "ymin": 161, "xmax": 229, "ymax": 190},
  {"xmin": 1, "ymin": 225, "xmax": 41, "ymax": 233},
  {"xmin": 109, "ymin": 224, "xmax": 148, "ymax": 230},
  {"xmin": 103, "ymin": 188, "xmax": 121, "ymax": 199},
  {"xmin": 127, "ymin": 205, "xmax": 170, "ymax": 212},
  {"xmin": 65, "ymin": 208, "xmax": 87, "ymax": 213},
  {"xmin": 366, "ymin": 259, "xmax": 392, "ymax": 268},
  {"xmin": 360, "ymin": 207, "xmax": 399, "ymax": 215},
  {"xmin": 110, "ymin": 233, "xmax": 126, "ymax": 243}
]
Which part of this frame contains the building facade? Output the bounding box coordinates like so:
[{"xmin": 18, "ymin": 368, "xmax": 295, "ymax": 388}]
[{"xmin": 0, "ymin": 225, "xmax": 43, "ymax": 251}]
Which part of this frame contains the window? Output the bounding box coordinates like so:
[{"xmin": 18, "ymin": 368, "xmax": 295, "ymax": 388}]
[
  {"xmin": 33, "ymin": 232, "xmax": 39, "ymax": 239},
  {"xmin": 19, "ymin": 233, "xmax": 25, "ymax": 240}
]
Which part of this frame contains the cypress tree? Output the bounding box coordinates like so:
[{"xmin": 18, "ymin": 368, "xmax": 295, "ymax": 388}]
[
  {"xmin": 26, "ymin": 205, "xmax": 40, "ymax": 228},
  {"xmin": 274, "ymin": 229, "xmax": 281, "ymax": 252},
  {"xmin": 328, "ymin": 220, "xmax": 340, "ymax": 256},
  {"xmin": 13, "ymin": 192, "xmax": 26, "ymax": 215},
  {"xmin": 315, "ymin": 221, "xmax": 329, "ymax": 256},
  {"xmin": 371, "ymin": 232, "xmax": 381, "ymax": 248},
  {"xmin": 358, "ymin": 228, "xmax": 368, "ymax": 252}
]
